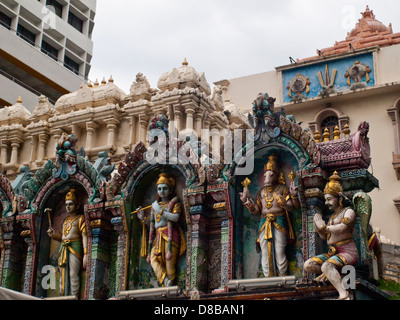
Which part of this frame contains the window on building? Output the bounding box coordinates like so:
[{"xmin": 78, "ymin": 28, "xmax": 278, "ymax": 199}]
[
  {"xmin": 17, "ymin": 24, "xmax": 36, "ymax": 46},
  {"xmin": 68, "ymin": 11, "xmax": 83, "ymax": 33},
  {"xmin": 64, "ymin": 55, "xmax": 80, "ymax": 75},
  {"xmin": 321, "ymin": 115, "xmax": 339, "ymax": 140},
  {"xmin": 0, "ymin": 12, "xmax": 12, "ymax": 30},
  {"xmin": 41, "ymin": 40, "xmax": 59, "ymax": 61},
  {"xmin": 46, "ymin": 0, "xmax": 63, "ymax": 18}
]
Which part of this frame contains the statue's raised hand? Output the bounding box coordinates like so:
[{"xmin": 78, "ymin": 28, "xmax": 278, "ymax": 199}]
[
  {"xmin": 289, "ymin": 180, "xmax": 298, "ymax": 197},
  {"xmin": 239, "ymin": 187, "xmax": 250, "ymax": 203}
]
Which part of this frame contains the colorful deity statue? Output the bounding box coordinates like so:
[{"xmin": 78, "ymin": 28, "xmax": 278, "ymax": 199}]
[
  {"xmin": 239, "ymin": 154, "xmax": 299, "ymax": 277},
  {"xmin": 53, "ymin": 133, "xmax": 78, "ymax": 180},
  {"xmin": 136, "ymin": 173, "xmax": 186, "ymax": 287},
  {"xmin": 303, "ymin": 172, "xmax": 359, "ymax": 300},
  {"xmin": 47, "ymin": 189, "xmax": 88, "ymax": 297}
]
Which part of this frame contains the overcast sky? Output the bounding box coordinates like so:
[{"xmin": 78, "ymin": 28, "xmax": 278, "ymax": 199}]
[{"xmin": 89, "ymin": 0, "xmax": 400, "ymax": 94}]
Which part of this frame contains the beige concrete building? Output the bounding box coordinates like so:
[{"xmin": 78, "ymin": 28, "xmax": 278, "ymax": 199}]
[{"xmin": 216, "ymin": 6, "xmax": 400, "ymax": 245}]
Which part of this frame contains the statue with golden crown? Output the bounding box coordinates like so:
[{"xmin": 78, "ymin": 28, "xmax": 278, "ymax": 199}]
[
  {"xmin": 239, "ymin": 154, "xmax": 299, "ymax": 277},
  {"xmin": 46, "ymin": 189, "xmax": 88, "ymax": 297},
  {"xmin": 136, "ymin": 173, "xmax": 186, "ymax": 287},
  {"xmin": 304, "ymin": 172, "xmax": 359, "ymax": 300}
]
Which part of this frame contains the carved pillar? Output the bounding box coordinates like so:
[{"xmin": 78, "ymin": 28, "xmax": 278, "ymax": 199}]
[
  {"xmin": 129, "ymin": 115, "xmax": 138, "ymax": 147},
  {"xmin": 185, "ymin": 108, "xmax": 195, "ymax": 131},
  {"xmin": 10, "ymin": 140, "xmax": 20, "ymax": 165},
  {"xmin": 28, "ymin": 136, "xmax": 36, "ymax": 163},
  {"xmin": 300, "ymin": 168, "xmax": 328, "ymax": 281},
  {"xmin": 107, "ymin": 199, "xmax": 129, "ymax": 297},
  {"xmin": 0, "ymin": 216, "xmax": 25, "ymax": 291},
  {"xmin": 106, "ymin": 119, "xmax": 119, "ymax": 147},
  {"xmin": 85, "ymin": 204, "xmax": 112, "ymax": 300},
  {"xmin": 86, "ymin": 121, "xmax": 98, "ymax": 151},
  {"xmin": 37, "ymin": 134, "xmax": 49, "ymax": 164},
  {"xmin": 174, "ymin": 109, "xmax": 183, "ymax": 132},
  {"xmin": 0, "ymin": 142, "xmax": 9, "ymax": 164},
  {"xmin": 304, "ymin": 190, "xmax": 326, "ymax": 259},
  {"xmin": 0, "ymin": 235, "xmax": 3, "ymax": 282},
  {"xmin": 51, "ymin": 128, "xmax": 63, "ymax": 157},
  {"xmin": 194, "ymin": 113, "xmax": 203, "ymax": 136},
  {"xmin": 21, "ymin": 234, "xmax": 34, "ymax": 295},
  {"xmin": 70, "ymin": 124, "xmax": 80, "ymax": 139},
  {"xmin": 203, "ymin": 117, "xmax": 211, "ymax": 131},
  {"xmin": 186, "ymin": 187, "xmax": 209, "ymax": 293},
  {"xmin": 207, "ymin": 182, "xmax": 234, "ymax": 291},
  {"xmin": 16, "ymin": 207, "xmax": 35, "ymax": 295},
  {"xmin": 139, "ymin": 115, "xmax": 149, "ymax": 143}
]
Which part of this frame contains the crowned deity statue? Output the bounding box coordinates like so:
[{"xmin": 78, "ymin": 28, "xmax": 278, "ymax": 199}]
[
  {"xmin": 303, "ymin": 172, "xmax": 359, "ymax": 300},
  {"xmin": 136, "ymin": 173, "xmax": 186, "ymax": 287},
  {"xmin": 239, "ymin": 154, "xmax": 299, "ymax": 277},
  {"xmin": 47, "ymin": 189, "xmax": 88, "ymax": 297}
]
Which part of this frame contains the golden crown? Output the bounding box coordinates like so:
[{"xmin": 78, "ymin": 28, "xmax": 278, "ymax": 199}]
[
  {"xmin": 324, "ymin": 171, "xmax": 343, "ymax": 196},
  {"xmin": 156, "ymin": 173, "xmax": 175, "ymax": 189},
  {"xmin": 65, "ymin": 188, "xmax": 79, "ymax": 204},
  {"xmin": 264, "ymin": 154, "xmax": 280, "ymax": 174}
]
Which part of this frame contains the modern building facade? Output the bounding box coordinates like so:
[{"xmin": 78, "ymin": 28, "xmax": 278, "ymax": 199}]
[{"xmin": 0, "ymin": 0, "xmax": 96, "ymax": 111}]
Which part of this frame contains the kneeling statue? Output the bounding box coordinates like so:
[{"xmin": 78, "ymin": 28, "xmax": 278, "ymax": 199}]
[{"xmin": 304, "ymin": 172, "xmax": 359, "ymax": 300}]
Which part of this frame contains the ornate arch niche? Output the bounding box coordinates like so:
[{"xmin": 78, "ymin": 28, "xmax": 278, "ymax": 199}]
[
  {"xmin": 32, "ymin": 180, "xmax": 90, "ymax": 299},
  {"xmin": 228, "ymin": 93, "xmax": 323, "ymax": 282},
  {"xmin": 104, "ymin": 122, "xmax": 201, "ymax": 296},
  {"xmin": 124, "ymin": 162, "xmax": 190, "ymax": 292},
  {"xmin": 17, "ymin": 157, "xmax": 102, "ymax": 299},
  {"xmin": 230, "ymin": 140, "xmax": 308, "ymax": 280},
  {"xmin": 308, "ymin": 105, "xmax": 350, "ymax": 139},
  {"xmin": 0, "ymin": 174, "xmax": 18, "ymax": 289}
]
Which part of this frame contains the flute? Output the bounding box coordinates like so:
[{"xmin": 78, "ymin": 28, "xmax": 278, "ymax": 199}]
[{"xmin": 130, "ymin": 205, "xmax": 153, "ymax": 215}]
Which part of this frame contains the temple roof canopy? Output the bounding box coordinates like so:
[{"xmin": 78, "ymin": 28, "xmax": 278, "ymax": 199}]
[
  {"xmin": 348, "ymin": 5, "xmax": 392, "ymax": 37},
  {"xmin": 0, "ymin": 97, "xmax": 31, "ymax": 126},
  {"xmin": 157, "ymin": 58, "xmax": 212, "ymax": 95},
  {"xmin": 54, "ymin": 77, "xmax": 127, "ymax": 113},
  {"xmin": 298, "ymin": 6, "xmax": 400, "ymax": 63}
]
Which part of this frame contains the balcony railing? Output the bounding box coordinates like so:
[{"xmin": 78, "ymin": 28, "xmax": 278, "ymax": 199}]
[
  {"xmin": 0, "ymin": 21, "xmax": 90, "ymax": 81},
  {"xmin": 0, "ymin": 68, "xmax": 57, "ymax": 105}
]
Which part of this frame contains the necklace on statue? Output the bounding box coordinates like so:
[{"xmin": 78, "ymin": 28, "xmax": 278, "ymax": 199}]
[
  {"xmin": 264, "ymin": 185, "xmax": 280, "ymax": 209},
  {"xmin": 63, "ymin": 215, "xmax": 80, "ymax": 236},
  {"xmin": 155, "ymin": 202, "xmax": 169, "ymax": 223}
]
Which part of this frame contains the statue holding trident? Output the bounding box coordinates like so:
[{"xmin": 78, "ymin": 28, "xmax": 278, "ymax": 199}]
[
  {"xmin": 239, "ymin": 154, "xmax": 300, "ymax": 277},
  {"xmin": 135, "ymin": 173, "xmax": 186, "ymax": 287},
  {"xmin": 47, "ymin": 189, "xmax": 88, "ymax": 297}
]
